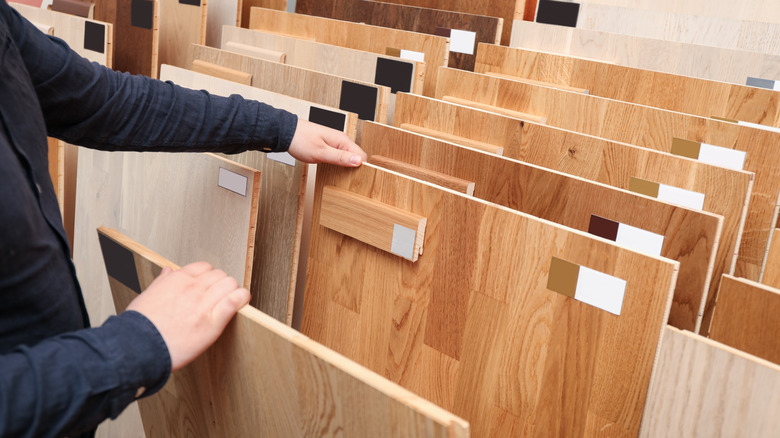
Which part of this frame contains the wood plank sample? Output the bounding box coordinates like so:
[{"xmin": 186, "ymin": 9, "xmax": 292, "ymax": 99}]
[
  {"xmin": 363, "ymin": 121, "xmax": 721, "ymax": 332},
  {"xmin": 304, "ymin": 162, "xmax": 679, "ymax": 437},
  {"xmin": 248, "ymin": 6, "xmax": 448, "ymax": 97},
  {"xmin": 94, "ymin": 0, "xmax": 156, "ymax": 76},
  {"xmin": 293, "ymin": 0, "xmax": 502, "ymax": 71},
  {"xmin": 640, "ymin": 326, "xmax": 780, "ymax": 437},
  {"xmin": 509, "ymin": 20, "xmax": 780, "ymax": 87},
  {"xmin": 562, "ymin": 0, "xmax": 780, "ymax": 24},
  {"xmin": 237, "ymin": 0, "xmax": 285, "ymax": 28},
  {"xmin": 192, "ymin": 44, "xmax": 391, "ymax": 123},
  {"xmin": 475, "ymin": 44, "xmax": 780, "ymax": 129},
  {"xmin": 51, "ymin": 0, "xmax": 94, "ymax": 19},
  {"xmin": 708, "ymin": 275, "xmax": 780, "ymax": 364},
  {"xmin": 99, "ymin": 227, "xmax": 471, "ymax": 438},
  {"xmin": 393, "ymin": 92, "xmax": 753, "ymax": 334},
  {"xmin": 158, "ymin": 0, "xmax": 206, "ymax": 77},
  {"xmin": 191, "ymin": 59, "xmax": 253, "ymax": 85},
  {"xmin": 762, "ymin": 228, "xmax": 780, "ymax": 288}
]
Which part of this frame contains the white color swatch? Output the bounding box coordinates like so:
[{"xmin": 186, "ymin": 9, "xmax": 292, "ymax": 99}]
[
  {"xmin": 449, "ymin": 29, "xmax": 477, "ymax": 55},
  {"xmin": 400, "ymin": 49, "xmax": 425, "ymax": 63},
  {"xmin": 574, "ymin": 266, "xmax": 627, "ymax": 316},
  {"xmin": 616, "ymin": 223, "xmax": 665, "ymax": 256},
  {"xmin": 657, "ymin": 184, "xmax": 706, "ymax": 210},
  {"xmin": 268, "ymin": 152, "xmax": 296, "ymax": 167},
  {"xmin": 390, "ymin": 224, "xmax": 416, "ymax": 260},
  {"xmin": 217, "ymin": 167, "xmax": 248, "ymax": 197},
  {"xmin": 697, "ymin": 143, "xmax": 746, "ymax": 170}
]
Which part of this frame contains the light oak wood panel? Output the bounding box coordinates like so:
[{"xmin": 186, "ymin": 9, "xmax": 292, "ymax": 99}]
[
  {"xmin": 304, "ymin": 162, "xmax": 679, "ymax": 437},
  {"xmin": 369, "ymin": 155, "xmax": 475, "ymax": 195},
  {"xmin": 510, "ymin": 20, "xmax": 780, "ymax": 86},
  {"xmin": 475, "ymin": 44, "xmax": 780, "ymax": 129},
  {"xmin": 191, "ymin": 59, "xmax": 253, "ymax": 85},
  {"xmin": 640, "ymin": 326, "xmax": 780, "ymax": 437},
  {"xmin": 564, "ymin": 0, "xmax": 780, "ymax": 24},
  {"xmin": 762, "ymin": 228, "xmax": 780, "ymax": 288},
  {"xmin": 248, "ymin": 7, "xmax": 448, "ymax": 97},
  {"xmin": 100, "ymin": 227, "xmax": 470, "ymax": 438},
  {"xmin": 708, "ymin": 275, "xmax": 780, "ymax": 365},
  {"xmin": 203, "ymin": 0, "xmax": 238, "ymax": 47},
  {"xmin": 237, "ymin": 0, "xmax": 285, "ymax": 28},
  {"xmin": 158, "ymin": 0, "xmax": 206, "ymax": 78},
  {"xmin": 362, "ymin": 121, "xmax": 722, "ymax": 332},
  {"xmin": 192, "ymin": 44, "xmax": 391, "ymax": 123},
  {"xmin": 94, "ymin": 0, "xmax": 157, "ymax": 77},
  {"xmin": 393, "ymin": 92, "xmax": 753, "ymax": 335}
]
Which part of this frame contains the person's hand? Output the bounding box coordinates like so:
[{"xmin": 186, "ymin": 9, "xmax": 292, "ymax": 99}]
[
  {"xmin": 286, "ymin": 118, "xmax": 367, "ymax": 166},
  {"xmin": 125, "ymin": 262, "xmax": 250, "ymax": 372}
]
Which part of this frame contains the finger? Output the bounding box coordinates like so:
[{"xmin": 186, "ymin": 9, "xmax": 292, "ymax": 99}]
[
  {"xmin": 203, "ymin": 275, "xmax": 240, "ymax": 308},
  {"xmin": 316, "ymin": 144, "xmax": 361, "ymax": 167},
  {"xmin": 192, "ymin": 268, "xmax": 229, "ymax": 291},
  {"xmin": 321, "ymin": 130, "xmax": 368, "ymax": 162},
  {"xmin": 211, "ymin": 288, "xmax": 251, "ymax": 328},
  {"xmin": 179, "ymin": 261, "xmax": 213, "ymax": 277}
]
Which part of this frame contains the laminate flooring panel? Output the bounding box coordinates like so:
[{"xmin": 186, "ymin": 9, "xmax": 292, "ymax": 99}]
[
  {"xmin": 393, "ymin": 93, "xmax": 753, "ymax": 334},
  {"xmin": 564, "ymin": 0, "xmax": 780, "ymax": 24},
  {"xmin": 640, "ymin": 326, "xmax": 780, "ymax": 437},
  {"xmin": 762, "ymin": 228, "xmax": 780, "ymax": 288},
  {"xmin": 94, "ymin": 0, "xmax": 156, "ymax": 76},
  {"xmin": 303, "ymin": 162, "xmax": 679, "ymax": 437},
  {"xmin": 192, "ymin": 44, "xmax": 391, "ymax": 123},
  {"xmin": 708, "ymin": 275, "xmax": 780, "ymax": 365},
  {"xmin": 158, "ymin": 0, "xmax": 206, "ymax": 77},
  {"xmin": 510, "ymin": 20, "xmax": 780, "ymax": 86},
  {"xmin": 475, "ymin": 44, "xmax": 780, "ymax": 129},
  {"xmin": 100, "ymin": 227, "xmax": 470, "ymax": 438},
  {"xmin": 237, "ymin": 0, "xmax": 285, "ymax": 27},
  {"xmin": 248, "ymin": 7, "xmax": 448, "ymax": 97},
  {"xmin": 362, "ymin": 122, "xmax": 722, "ymax": 332},
  {"xmin": 293, "ymin": 0, "xmax": 502, "ymax": 71}
]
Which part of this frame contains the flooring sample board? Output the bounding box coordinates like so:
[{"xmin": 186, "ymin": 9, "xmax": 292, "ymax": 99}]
[
  {"xmin": 100, "ymin": 227, "xmax": 471, "ymax": 438},
  {"xmin": 640, "ymin": 326, "xmax": 780, "ymax": 437},
  {"xmin": 393, "ymin": 92, "xmax": 753, "ymax": 334},
  {"xmin": 94, "ymin": 0, "xmax": 157, "ymax": 76},
  {"xmin": 304, "ymin": 162, "xmax": 679, "ymax": 437},
  {"xmin": 708, "ymin": 275, "xmax": 780, "ymax": 365},
  {"xmin": 535, "ymin": 0, "xmax": 579, "ymax": 27},
  {"xmin": 51, "ymin": 0, "xmax": 94, "ymax": 18},
  {"xmin": 237, "ymin": 0, "xmax": 285, "ymax": 27},
  {"xmin": 559, "ymin": 0, "xmax": 780, "ymax": 25},
  {"xmin": 762, "ymin": 228, "xmax": 780, "ymax": 288},
  {"xmin": 203, "ymin": 0, "xmax": 237, "ymax": 47},
  {"xmin": 293, "ymin": 0, "xmax": 502, "ymax": 71},
  {"xmin": 363, "ymin": 122, "xmax": 722, "ymax": 332},
  {"xmin": 510, "ymin": 20, "xmax": 780, "ymax": 87},
  {"xmin": 158, "ymin": 0, "xmax": 206, "ymax": 77},
  {"xmin": 475, "ymin": 44, "xmax": 780, "ymax": 129},
  {"xmin": 192, "ymin": 44, "xmax": 391, "ymax": 123},
  {"xmin": 248, "ymin": 6, "xmax": 448, "ymax": 97}
]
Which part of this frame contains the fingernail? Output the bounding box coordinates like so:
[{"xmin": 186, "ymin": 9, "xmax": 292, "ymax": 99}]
[{"xmin": 349, "ymin": 155, "xmax": 362, "ymax": 166}]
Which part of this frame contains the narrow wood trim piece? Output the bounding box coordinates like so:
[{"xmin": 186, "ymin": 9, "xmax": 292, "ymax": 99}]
[
  {"xmin": 399, "ymin": 123, "xmax": 504, "ymax": 156},
  {"xmin": 485, "ymin": 71, "xmax": 590, "ymax": 94},
  {"xmin": 370, "ymin": 155, "xmax": 475, "ymax": 196},
  {"xmin": 224, "ymin": 40, "xmax": 286, "ymax": 64},
  {"xmin": 763, "ymin": 227, "xmax": 780, "ymax": 288},
  {"xmin": 191, "ymin": 59, "xmax": 253, "ymax": 86},
  {"xmin": 32, "ymin": 21, "xmax": 54, "ymax": 35},
  {"xmin": 320, "ymin": 185, "xmax": 427, "ymax": 262},
  {"xmin": 441, "ymin": 95, "xmax": 546, "ymax": 124}
]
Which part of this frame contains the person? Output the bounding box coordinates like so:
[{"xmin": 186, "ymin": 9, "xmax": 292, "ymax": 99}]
[{"xmin": 0, "ymin": 1, "xmax": 367, "ymax": 436}]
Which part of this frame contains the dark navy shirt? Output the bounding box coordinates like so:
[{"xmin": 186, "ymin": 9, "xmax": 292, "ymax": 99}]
[{"xmin": 0, "ymin": 1, "xmax": 297, "ymax": 436}]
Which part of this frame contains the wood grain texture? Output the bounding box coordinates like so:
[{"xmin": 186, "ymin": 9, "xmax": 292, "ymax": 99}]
[
  {"xmin": 304, "ymin": 162, "xmax": 679, "ymax": 437},
  {"xmin": 708, "ymin": 275, "xmax": 780, "ymax": 365},
  {"xmin": 293, "ymin": 0, "xmax": 502, "ymax": 71},
  {"xmin": 94, "ymin": 0, "xmax": 156, "ymax": 76},
  {"xmin": 193, "ymin": 44, "xmax": 391, "ymax": 123},
  {"xmin": 364, "ymin": 121, "xmax": 721, "ymax": 332},
  {"xmin": 510, "ymin": 20, "xmax": 780, "ymax": 87},
  {"xmin": 237, "ymin": 0, "xmax": 285, "ymax": 28},
  {"xmin": 393, "ymin": 92, "xmax": 753, "ymax": 334},
  {"xmin": 370, "ymin": 155, "xmax": 475, "ymax": 195},
  {"xmin": 762, "ymin": 228, "xmax": 780, "ymax": 288},
  {"xmin": 158, "ymin": 0, "xmax": 206, "ymax": 77},
  {"xmin": 100, "ymin": 227, "xmax": 470, "ymax": 438},
  {"xmin": 475, "ymin": 44, "xmax": 780, "ymax": 129},
  {"xmin": 440, "ymin": 96, "xmax": 545, "ymax": 123},
  {"xmin": 398, "ymin": 123, "xmax": 503, "ymax": 155},
  {"xmin": 248, "ymin": 7, "xmax": 448, "ymax": 97},
  {"xmin": 640, "ymin": 326, "xmax": 780, "ymax": 437},
  {"xmin": 191, "ymin": 59, "xmax": 252, "ymax": 85},
  {"xmin": 51, "ymin": 0, "xmax": 94, "ymax": 19},
  {"xmin": 223, "ymin": 41, "xmax": 286, "ymax": 63},
  {"xmin": 567, "ymin": 0, "xmax": 780, "ymax": 24}
]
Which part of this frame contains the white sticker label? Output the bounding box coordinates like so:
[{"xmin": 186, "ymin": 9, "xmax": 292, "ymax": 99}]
[
  {"xmin": 737, "ymin": 120, "xmax": 780, "ymax": 134},
  {"xmin": 616, "ymin": 223, "xmax": 665, "ymax": 257},
  {"xmin": 657, "ymin": 184, "xmax": 706, "ymax": 211},
  {"xmin": 574, "ymin": 266, "xmax": 627, "ymax": 316},
  {"xmin": 268, "ymin": 152, "xmax": 296, "ymax": 167},
  {"xmin": 217, "ymin": 167, "xmax": 248, "ymax": 197},
  {"xmin": 449, "ymin": 29, "xmax": 477, "ymax": 55},
  {"xmin": 774, "ymin": 81, "xmax": 780, "ymax": 91},
  {"xmin": 390, "ymin": 224, "xmax": 416, "ymax": 260},
  {"xmin": 399, "ymin": 49, "xmax": 425, "ymax": 63},
  {"xmin": 697, "ymin": 143, "xmax": 746, "ymax": 170}
]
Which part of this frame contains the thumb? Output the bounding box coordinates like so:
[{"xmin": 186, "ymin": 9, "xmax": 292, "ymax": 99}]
[
  {"xmin": 211, "ymin": 288, "xmax": 251, "ymax": 328},
  {"xmin": 318, "ymin": 146, "xmax": 363, "ymax": 167}
]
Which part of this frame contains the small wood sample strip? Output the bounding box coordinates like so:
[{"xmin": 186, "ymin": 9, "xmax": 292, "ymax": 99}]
[
  {"xmin": 640, "ymin": 326, "xmax": 780, "ymax": 437},
  {"xmin": 762, "ymin": 228, "xmax": 780, "ymax": 288},
  {"xmin": 192, "ymin": 44, "xmax": 391, "ymax": 123},
  {"xmin": 509, "ymin": 20, "xmax": 780, "ymax": 87},
  {"xmin": 248, "ymin": 6, "xmax": 448, "ymax": 97},
  {"xmin": 363, "ymin": 121, "xmax": 722, "ymax": 331},
  {"xmin": 294, "ymin": 0, "xmax": 502, "ymax": 71},
  {"xmin": 708, "ymin": 275, "xmax": 780, "ymax": 364},
  {"xmin": 304, "ymin": 162, "xmax": 678, "ymax": 437},
  {"xmin": 94, "ymin": 0, "xmax": 156, "ymax": 76},
  {"xmin": 99, "ymin": 227, "xmax": 471, "ymax": 438},
  {"xmin": 475, "ymin": 44, "xmax": 780, "ymax": 129},
  {"xmin": 158, "ymin": 0, "xmax": 206, "ymax": 76},
  {"xmin": 191, "ymin": 59, "xmax": 253, "ymax": 85},
  {"xmin": 393, "ymin": 92, "xmax": 753, "ymax": 334}
]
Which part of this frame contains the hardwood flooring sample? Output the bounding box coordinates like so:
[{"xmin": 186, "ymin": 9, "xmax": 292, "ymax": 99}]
[
  {"xmin": 708, "ymin": 275, "xmax": 780, "ymax": 365},
  {"xmin": 99, "ymin": 227, "xmax": 471, "ymax": 438},
  {"xmin": 237, "ymin": 0, "xmax": 285, "ymax": 27},
  {"xmin": 192, "ymin": 44, "xmax": 391, "ymax": 123},
  {"xmin": 564, "ymin": 0, "xmax": 780, "ymax": 24},
  {"xmin": 475, "ymin": 44, "xmax": 780, "ymax": 129},
  {"xmin": 248, "ymin": 7, "xmax": 448, "ymax": 97},
  {"xmin": 304, "ymin": 163, "xmax": 679, "ymax": 437},
  {"xmin": 509, "ymin": 20, "xmax": 780, "ymax": 87},
  {"xmin": 762, "ymin": 228, "xmax": 780, "ymax": 288},
  {"xmin": 362, "ymin": 121, "xmax": 722, "ymax": 332},
  {"xmin": 294, "ymin": 0, "xmax": 501, "ymax": 71},
  {"xmin": 158, "ymin": 0, "xmax": 206, "ymax": 77},
  {"xmin": 640, "ymin": 326, "xmax": 780, "ymax": 437},
  {"xmin": 94, "ymin": 0, "xmax": 156, "ymax": 76}
]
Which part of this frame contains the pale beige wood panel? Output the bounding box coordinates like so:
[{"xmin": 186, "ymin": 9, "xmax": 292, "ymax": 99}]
[
  {"xmin": 709, "ymin": 275, "xmax": 780, "ymax": 365},
  {"xmin": 362, "ymin": 122, "xmax": 722, "ymax": 332},
  {"xmin": 433, "ymin": 68, "xmax": 780, "ymax": 307},
  {"xmin": 475, "ymin": 44, "xmax": 780, "ymax": 129},
  {"xmin": 763, "ymin": 228, "xmax": 780, "ymax": 288},
  {"xmin": 304, "ymin": 163, "xmax": 679, "ymax": 437},
  {"xmin": 192, "ymin": 44, "xmax": 391, "ymax": 124},
  {"xmin": 640, "ymin": 326, "xmax": 780, "ymax": 437},
  {"xmin": 567, "ymin": 0, "xmax": 780, "ymax": 24},
  {"xmin": 248, "ymin": 7, "xmax": 447, "ymax": 97},
  {"xmin": 393, "ymin": 92, "xmax": 753, "ymax": 334},
  {"xmin": 510, "ymin": 20, "xmax": 780, "ymax": 86},
  {"xmin": 157, "ymin": 0, "xmax": 206, "ymax": 78},
  {"xmin": 99, "ymin": 227, "xmax": 470, "ymax": 438},
  {"xmin": 204, "ymin": 0, "xmax": 237, "ymax": 47}
]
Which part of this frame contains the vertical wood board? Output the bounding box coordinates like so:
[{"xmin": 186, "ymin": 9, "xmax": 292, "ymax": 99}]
[
  {"xmin": 158, "ymin": 0, "xmax": 206, "ymax": 77},
  {"xmin": 94, "ymin": 0, "xmax": 156, "ymax": 76}
]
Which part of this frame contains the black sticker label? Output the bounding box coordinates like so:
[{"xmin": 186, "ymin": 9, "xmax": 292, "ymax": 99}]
[
  {"xmin": 339, "ymin": 81, "xmax": 378, "ymax": 121},
  {"xmin": 309, "ymin": 106, "xmax": 347, "ymax": 131},
  {"xmin": 131, "ymin": 0, "xmax": 154, "ymax": 30},
  {"xmin": 83, "ymin": 21, "xmax": 105, "ymax": 54},
  {"xmin": 536, "ymin": 0, "xmax": 580, "ymax": 28},
  {"xmin": 374, "ymin": 57, "xmax": 413, "ymax": 94},
  {"xmin": 98, "ymin": 233, "xmax": 142, "ymax": 294},
  {"xmin": 179, "ymin": 0, "xmax": 201, "ymax": 6}
]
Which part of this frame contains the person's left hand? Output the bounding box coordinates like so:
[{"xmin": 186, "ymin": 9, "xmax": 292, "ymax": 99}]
[{"xmin": 286, "ymin": 119, "xmax": 367, "ymax": 166}]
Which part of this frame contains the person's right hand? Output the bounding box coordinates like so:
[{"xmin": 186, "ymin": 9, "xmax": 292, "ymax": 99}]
[{"xmin": 125, "ymin": 262, "xmax": 250, "ymax": 372}]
